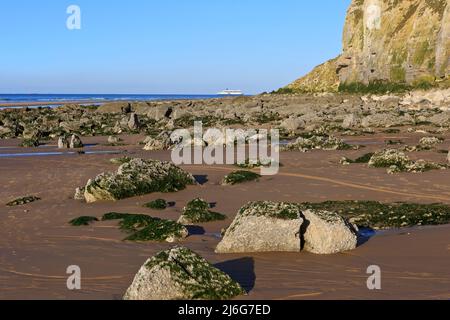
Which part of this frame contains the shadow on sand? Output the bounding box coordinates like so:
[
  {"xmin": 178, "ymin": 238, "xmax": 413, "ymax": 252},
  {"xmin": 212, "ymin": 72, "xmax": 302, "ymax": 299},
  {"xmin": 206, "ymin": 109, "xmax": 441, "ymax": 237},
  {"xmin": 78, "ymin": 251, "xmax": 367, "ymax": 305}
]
[
  {"xmin": 215, "ymin": 257, "xmax": 256, "ymax": 293},
  {"xmin": 186, "ymin": 225, "xmax": 206, "ymax": 236},
  {"xmin": 194, "ymin": 175, "xmax": 209, "ymax": 185}
]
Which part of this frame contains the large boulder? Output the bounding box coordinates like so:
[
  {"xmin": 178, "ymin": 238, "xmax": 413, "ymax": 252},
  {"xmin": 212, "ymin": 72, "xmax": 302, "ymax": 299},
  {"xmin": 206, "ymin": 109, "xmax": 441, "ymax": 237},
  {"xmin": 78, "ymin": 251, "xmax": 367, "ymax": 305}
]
[
  {"xmin": 301, "ymin": 209, "xmax": 358, "ymax": 254},
  {"xmin": 123, "ymin": 247, "xmax": 245, "ymax": 300},
  {"xmin": 216, "ymin": 201, "xmax": 358, "ymax": 255},
  {"xmin": 82, "ymin": 159, "xmax": 196, "ymax": 203},
  {"xmin": 216, "ymin": 202, "xmax": 304, "ymax": 253}
]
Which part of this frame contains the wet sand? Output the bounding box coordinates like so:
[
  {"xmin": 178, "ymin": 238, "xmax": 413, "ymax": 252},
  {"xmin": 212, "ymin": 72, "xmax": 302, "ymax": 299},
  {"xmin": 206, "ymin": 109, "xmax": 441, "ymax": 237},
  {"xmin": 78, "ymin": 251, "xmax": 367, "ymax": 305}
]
[{"xmin": 0, "ymin": 134, "xmax": 449, "ymax": 300}]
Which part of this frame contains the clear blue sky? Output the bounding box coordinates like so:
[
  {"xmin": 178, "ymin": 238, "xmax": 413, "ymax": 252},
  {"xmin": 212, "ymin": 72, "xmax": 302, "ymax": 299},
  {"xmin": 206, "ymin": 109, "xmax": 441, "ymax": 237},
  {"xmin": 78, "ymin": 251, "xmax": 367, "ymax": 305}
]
[{"xmin": 0, "ymin": 0, "xmax": 351, "ymax": 94}]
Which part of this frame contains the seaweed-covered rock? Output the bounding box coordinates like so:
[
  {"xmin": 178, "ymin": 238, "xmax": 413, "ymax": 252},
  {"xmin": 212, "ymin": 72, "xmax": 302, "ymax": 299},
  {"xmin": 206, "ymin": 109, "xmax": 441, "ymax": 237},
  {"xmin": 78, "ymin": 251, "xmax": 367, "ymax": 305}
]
[
  {"xmin": 144, "ymin": 199, "xmax": 168, "ymax": 210},
  {"xmin": 82, "ymin": 159, "xmax": 196, "ymax": 203},
  {"xmin": 69, "ymin": 216, "xmax": 98, "ymax": 226},
  {"xmin": 216, "ymin": 202, "xmax": 359, "ymax": 255},
  {"xmin": 178, "ymin": 198, "xmax": 226, "ymax": 225},
  {"xmin": 20, "ymin": 138, "xmax": 40, "ymax": 148},
  {"xmin": 216, "ymin": 202, "xmax": 304, "ymax": 253},
  {"xmin": 124, "ymin": 247, "xmax": 245, "ymax": 300},
  {"xmin": 368, "ymin": 149, "xmax": 446, "ymax": 174},
  {"xmin": 6, "ymin": 195, "xmax": 41, "ymax": 207},
  {"xmin": 221, "ymin": 171, "xmax": 261, "ymax": 186},
  {"xmin": 102, "ymin": 213, "xmax": 188, "ymax": 243},
  {"xmin": 301, "ymin": 209, "xmax": 358, "ymax": 255},
  {"xmin": 283, "ymin": 135, "xmax": 353, "ymax": 152}
]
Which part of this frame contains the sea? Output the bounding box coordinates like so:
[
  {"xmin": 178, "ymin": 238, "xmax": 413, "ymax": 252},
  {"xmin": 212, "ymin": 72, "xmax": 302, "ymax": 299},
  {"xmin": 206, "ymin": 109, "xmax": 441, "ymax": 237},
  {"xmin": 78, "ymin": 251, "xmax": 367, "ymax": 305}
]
[{"xmin": 0, "ymin": 94, "xmax": 230, "ymax": 109}]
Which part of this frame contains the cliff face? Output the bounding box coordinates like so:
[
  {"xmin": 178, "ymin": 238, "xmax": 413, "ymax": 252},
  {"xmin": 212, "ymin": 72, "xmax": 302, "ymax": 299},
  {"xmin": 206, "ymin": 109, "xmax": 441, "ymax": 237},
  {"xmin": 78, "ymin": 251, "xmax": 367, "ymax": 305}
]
[{"xmin": 287, "ymin": 0, "xmax": 449, "ymax": 92}]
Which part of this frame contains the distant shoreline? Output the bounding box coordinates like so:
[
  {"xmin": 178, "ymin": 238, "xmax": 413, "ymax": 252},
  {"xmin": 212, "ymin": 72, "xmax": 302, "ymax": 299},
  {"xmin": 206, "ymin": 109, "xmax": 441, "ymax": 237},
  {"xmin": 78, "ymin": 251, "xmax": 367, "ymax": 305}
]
[
  {"xmin": 0, "ymin": 100, "xmax": 105, "ymax": 108},
  {"xmin": 0, "ymin": 95, "xmax": 247, "ymax": 108}
]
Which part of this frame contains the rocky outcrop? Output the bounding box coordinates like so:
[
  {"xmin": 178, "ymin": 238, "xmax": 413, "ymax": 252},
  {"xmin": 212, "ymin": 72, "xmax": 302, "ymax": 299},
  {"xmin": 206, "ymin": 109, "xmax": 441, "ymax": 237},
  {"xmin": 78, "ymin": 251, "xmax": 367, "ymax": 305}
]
[
  {"xmin": 286, "ymin": 58, "xmax": 340, "ymax": 93},
  {"xmin": 124, "ymin": 247, "xmax": 245, "ymax": 300},
  {"xmin": 216, "ymin": 201, "xmax": 358, "ymax": 254},
  {"xmin": 286, "ymin": 0, "xmax": 449, "ymax": 92},
  {"xmin": 81, "ymin": 159, "xmax": 196, "ymax": 203}
]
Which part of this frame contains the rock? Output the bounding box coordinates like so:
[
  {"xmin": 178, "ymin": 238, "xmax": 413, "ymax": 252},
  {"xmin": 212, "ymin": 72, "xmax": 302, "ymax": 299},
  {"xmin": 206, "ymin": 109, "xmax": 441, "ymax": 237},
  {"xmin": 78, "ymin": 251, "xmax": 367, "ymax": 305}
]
[
  {"xmin": 69, "ymin": 134, "xmax": 83, "ymax": 149},
  {"xmin": 280, "ymin": 117, "xmax": 304, "ymax": 134},
  {"xmin": 216, "ymin": 202, "xmax": 359, "ymax": 255},
  {"xmin": 82, "ymin": 159, "xmax": 196, "ymax": 203},
  {"xmin": 301, "ymin": 209, "xmax": 358, "ymax": 254},
  {"xmin": 342, "ymin": 114, "xmax": 360, "ymax": 129},
  {"xmin": 177, "ymin": 198, "xmax": 226, "ymax": 225},
  {"xmin": 107, "ymin": 136, "xmax": 121, "ymax": 144},
  {"xmin": 20, "ymin": 138, "xmax": 40, "ymax": 148},
  {"xmin": 216, "ymin": 202, "xmax": 304, "ymax": 253},
  {"xmin": 123, "ymin": 247, "xmax": 245, "ymax": 300},
  {"xmin": 282, "ymin": 135, "xmax": 353, "ymax": 152},
  {"xmin": 368, "ymin": 149, "xmax": 445, "ymax": 174},
  {"xmin": 127, "ymin": 113, "xmax": 140, "ymax": 131},
  {"xmin": 74, "ymin": 187, "xmax": 85, "ymax": 201},
  {"xmin": 418, "ymin": 136, "xmax": 443, "ymax": 149},
  {"xmin": 143, "ymin": 132, "xmax": 172, "ymax": 151},
  {"xmin": 6, "ymin": 195, "xmax": 41, "ymax": 207},
  {"xmin": 57, "ymin": 136, "xmax": 69, "ymax": 149}
]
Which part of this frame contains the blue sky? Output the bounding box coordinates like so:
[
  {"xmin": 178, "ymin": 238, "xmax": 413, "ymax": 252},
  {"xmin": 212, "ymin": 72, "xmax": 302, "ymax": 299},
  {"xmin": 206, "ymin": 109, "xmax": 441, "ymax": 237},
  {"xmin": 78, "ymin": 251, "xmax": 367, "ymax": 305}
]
[{"xmin": 0, "ymin": 0, "xmax": 351, "ymax": 94}]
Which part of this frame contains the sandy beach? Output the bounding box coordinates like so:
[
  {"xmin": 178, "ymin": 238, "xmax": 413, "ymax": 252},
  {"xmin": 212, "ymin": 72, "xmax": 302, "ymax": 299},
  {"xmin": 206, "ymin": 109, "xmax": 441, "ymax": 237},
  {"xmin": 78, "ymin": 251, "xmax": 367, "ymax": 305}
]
[{"xmin": 1, "ymin": 133, "xmax": 449, "ymax": 300}]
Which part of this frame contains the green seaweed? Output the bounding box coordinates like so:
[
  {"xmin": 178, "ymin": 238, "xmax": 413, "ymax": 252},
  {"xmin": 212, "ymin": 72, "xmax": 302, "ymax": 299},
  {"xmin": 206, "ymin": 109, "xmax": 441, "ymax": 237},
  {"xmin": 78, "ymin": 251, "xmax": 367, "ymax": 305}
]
[
  {"xmin": 144, "ymin": 199, "xmax": 168, "ymax": 210},
  {"xmin": 179, "ymin": 198, "xmax": 226, "ymax": 224},
  {"xmin": 300, "ymin": 201, "xmax": 450, "ymax": 229},
  {"xmin": 69, "ymin": 216, "xmax": 99, "ymax": 226},
  {"xmin": 222, "ymin": 171, "xmax": 261, "ymax": 185},
  {"xmin": 102, "ymin": 212, "xmax": 186, "ymax": 242}
]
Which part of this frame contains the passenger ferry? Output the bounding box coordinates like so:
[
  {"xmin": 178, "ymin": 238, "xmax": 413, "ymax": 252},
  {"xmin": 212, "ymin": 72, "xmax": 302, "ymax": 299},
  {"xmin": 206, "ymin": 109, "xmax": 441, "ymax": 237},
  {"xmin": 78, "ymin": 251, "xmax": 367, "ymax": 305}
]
[{"xmin": 217, "ymin": 89, "xmax": 244, "ymax": 96}]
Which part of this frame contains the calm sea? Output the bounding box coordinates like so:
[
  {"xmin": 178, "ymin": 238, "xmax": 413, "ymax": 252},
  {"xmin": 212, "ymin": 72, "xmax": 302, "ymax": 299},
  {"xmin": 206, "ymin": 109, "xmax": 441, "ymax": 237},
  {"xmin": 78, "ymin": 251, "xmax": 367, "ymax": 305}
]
[{"xmin": 0, "ymin": 94, "xmax": 230, "ymax": 108}]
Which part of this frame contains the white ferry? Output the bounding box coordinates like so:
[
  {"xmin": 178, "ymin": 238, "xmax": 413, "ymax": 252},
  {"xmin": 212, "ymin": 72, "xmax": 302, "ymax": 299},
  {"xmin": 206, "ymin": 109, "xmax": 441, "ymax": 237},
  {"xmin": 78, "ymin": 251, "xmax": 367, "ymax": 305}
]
[{"xmin": 217, "ymin": 89, "xmax": 244, "ymax": 96}]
